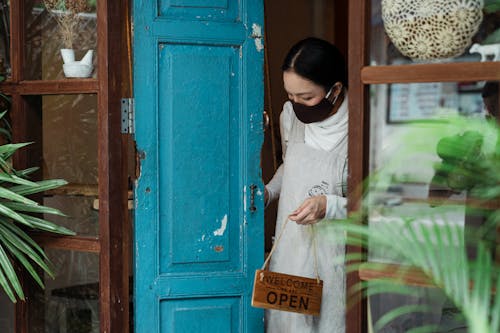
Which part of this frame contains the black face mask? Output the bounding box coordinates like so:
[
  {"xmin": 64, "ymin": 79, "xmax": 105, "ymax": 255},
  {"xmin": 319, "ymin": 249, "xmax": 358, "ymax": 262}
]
[{"xmin": 292, "ymin": 87, "xmax": 341, "ymax": 124}]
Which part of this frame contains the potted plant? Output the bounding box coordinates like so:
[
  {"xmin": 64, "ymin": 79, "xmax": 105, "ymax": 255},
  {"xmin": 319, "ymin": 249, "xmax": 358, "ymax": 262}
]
[
  {"xmin": 42, "ymin": 0, "xmax": 94, "ymax": 78},
  {"xmin": 333, "ymin": 116, "xmax": 500, "ymax": 332},
  {"xmin": 0, "ymin": 93, "xmax": 73, "ymax": 303}
]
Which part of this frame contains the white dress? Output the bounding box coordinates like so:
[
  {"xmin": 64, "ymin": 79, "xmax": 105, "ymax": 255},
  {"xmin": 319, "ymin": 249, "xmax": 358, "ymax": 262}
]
[{"xmin": 265, "ymin": 97, "xmax": 349, "ymax": 333}]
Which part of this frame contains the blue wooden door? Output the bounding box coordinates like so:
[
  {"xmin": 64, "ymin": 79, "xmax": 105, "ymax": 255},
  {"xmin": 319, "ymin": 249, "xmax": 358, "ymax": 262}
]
[{"xmin": 133, "ymin": 1, "xmax": 264, "ymax": 332}]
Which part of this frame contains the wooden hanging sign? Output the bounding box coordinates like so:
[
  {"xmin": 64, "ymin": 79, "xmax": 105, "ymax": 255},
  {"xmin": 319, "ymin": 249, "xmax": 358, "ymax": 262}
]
[{"xmin": 251, "ymin": 269, "xmax": 323, "ymax": 316}]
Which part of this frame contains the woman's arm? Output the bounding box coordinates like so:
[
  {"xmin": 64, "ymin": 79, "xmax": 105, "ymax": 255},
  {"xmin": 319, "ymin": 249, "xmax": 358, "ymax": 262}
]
[
  {"xmin": 288, "ymin": 194, "xmax": 347, "ymax": 224},
  {"xmin": 265, "ymin": 164, "xmax": 283, "ymax": 205},
  {"xmin": 324, "ymin": 195, "xmax": 347, "ymax": 219},
  {"xmin": 290, "ymin": 158, "xmax": 348, "ymax": 223},
  {"xmin": 264, "ymin": 103, "xmax": 293, "ymax": 206}
]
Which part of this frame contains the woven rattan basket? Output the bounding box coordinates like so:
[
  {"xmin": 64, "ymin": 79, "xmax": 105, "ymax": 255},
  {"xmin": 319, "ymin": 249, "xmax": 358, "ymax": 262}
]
[{"xmin": 381, "ymin": 0, "xmax": 484, "ymax": 60}]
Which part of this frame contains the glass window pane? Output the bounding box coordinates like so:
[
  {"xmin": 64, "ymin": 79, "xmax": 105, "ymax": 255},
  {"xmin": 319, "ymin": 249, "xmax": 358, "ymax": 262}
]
[
  {"xmin": 368, "ymin": 80, "xmax": 499, "ymax": 332},
  {"xmin": 28, "ymin": 249, "xmax": 99, "ymax": 333},
  {"xmin": 43, "ymin": 94, "xmax": 98, "ymax": 236},
  {"xmin": 0, "ymin": 0, "xmax": 10, "ymax": 79},
  {"xmin": 25, "ymin": 1, "xmax": 97, "ymax": 80},
  {"xmin": 371, "ymin": 1, "xmax": 500, "ymax": 65}
]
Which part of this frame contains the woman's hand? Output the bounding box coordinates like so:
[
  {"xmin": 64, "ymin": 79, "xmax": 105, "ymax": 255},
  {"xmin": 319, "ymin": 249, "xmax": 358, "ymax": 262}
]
[{"xmin": 288, "ymin": 196, "xmax": 326, "ymax": 225}]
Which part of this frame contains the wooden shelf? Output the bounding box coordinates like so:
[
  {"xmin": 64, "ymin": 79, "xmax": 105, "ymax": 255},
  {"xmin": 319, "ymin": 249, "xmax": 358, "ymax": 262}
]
[
  {"xmin": 361, "ymin": 62, "xmax": 500, "ymax": 84},
  {"xmin": 32, "ymin": 234, "xmax": 100, "ymax": 253},
  {"xmin": 0, "ymin": 79, "xmax": 99, "ymax": 95},
  {"xmin": 46, "ymin": 183, "xmax": 99, "ymax": 197},
  {"xmin": 359, "ymin": 262, "xmax": 433, "ymax": 287},
  {"xmin": 359, "ymin": 262, "xmax": 498, "ymax": 293}
]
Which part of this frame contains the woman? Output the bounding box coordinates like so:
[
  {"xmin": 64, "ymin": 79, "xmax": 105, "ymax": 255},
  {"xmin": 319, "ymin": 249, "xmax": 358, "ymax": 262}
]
[{"xmin": 264, "ymin": 37, "xmax": 348, "ymax": 332}]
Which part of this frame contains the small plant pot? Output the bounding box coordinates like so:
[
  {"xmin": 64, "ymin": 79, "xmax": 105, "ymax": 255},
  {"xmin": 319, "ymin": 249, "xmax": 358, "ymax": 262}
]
[
  {"xmin": 63, "ymin": 63, "xmax": 94, "ymax": 78},
  {"xmin": 60, "ymin": 49, "xmax": 94, "ymax": 78},
  {"xmin": 60, "ymin": 49, "xmax": 75, "ymax": 64}
]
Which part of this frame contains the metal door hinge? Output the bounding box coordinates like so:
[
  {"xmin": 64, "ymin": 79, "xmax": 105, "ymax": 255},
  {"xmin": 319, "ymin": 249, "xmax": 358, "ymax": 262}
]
[
  {"xmin": 249, "ymin": 184, "xmax": 257, "ymax": 213},
  {"xmin": 121, "ymin": 98, "xmax": 135, "ymax": 134}
]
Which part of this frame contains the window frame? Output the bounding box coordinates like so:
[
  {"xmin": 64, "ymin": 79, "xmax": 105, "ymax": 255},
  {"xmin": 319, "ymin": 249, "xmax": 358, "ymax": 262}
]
[
  {"xmin": 1, "ymin": 1, "xmax": 131, "ymax": 332},
  {"xmin": 346, "ymin": 1, "xmax": 500, "ymax": 332}
]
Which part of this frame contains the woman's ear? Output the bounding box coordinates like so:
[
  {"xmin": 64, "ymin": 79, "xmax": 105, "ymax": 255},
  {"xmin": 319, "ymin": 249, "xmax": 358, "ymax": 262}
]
[
  {"xmin": 333, "ymin": 82, "xmax": 343, "ymax": 95},
  {"xmin": 327, "ymin": 82, "xmax": 343, "ymax": 102}
]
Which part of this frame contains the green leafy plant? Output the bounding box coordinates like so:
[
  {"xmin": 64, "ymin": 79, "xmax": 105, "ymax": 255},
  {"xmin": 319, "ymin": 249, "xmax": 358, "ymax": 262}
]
[
  {"xmin": 0, "ymin": 106, "xmax": 74, "ymax": 303},
  {"xmin": 333, "ymin": 116, "xmax": 500, "ymax": 332},
  {"xmin": 483, "ymin": 0, "xmax": 500, "ymax": 44},
  {"xmin": 485, "ymin": 0, "xmax": 500, "ymax": 13}
]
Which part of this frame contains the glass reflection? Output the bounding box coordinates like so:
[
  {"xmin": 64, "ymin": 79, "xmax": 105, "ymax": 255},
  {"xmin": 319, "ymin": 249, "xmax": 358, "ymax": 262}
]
[
  {"xmin": 42, "ymin": 94, "xmax": 98, "ymax": 183},
  {"xmin": 371, "ymin": 0, "xmax": 500, "ymax": 65},
  {"xmin": 25, "ymin": 1, "xmax": 97, "ymax": 80},
  {"xmin": 368, "ymin": 80, "xmax": 499, "ymax": 332},
  {"xmin": 28, "ymin": 249, "xmax": 99, "ymax": 333},
  {"xmin": 44, "ymin": 195, "xmax": 99, "ymax": 236},
  {"xmin": 43, "ymin": 94, "xmax": 98, "ymax": 236}
]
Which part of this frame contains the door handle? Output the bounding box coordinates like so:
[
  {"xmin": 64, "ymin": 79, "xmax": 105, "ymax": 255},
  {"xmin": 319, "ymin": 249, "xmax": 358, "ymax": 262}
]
[{"xmin": 263, "ymin": 110, "xmax": 270, "ymax": 129}]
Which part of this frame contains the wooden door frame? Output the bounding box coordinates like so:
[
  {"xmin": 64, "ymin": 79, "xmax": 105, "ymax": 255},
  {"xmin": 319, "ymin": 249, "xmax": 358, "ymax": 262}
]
[
  {"xmin": 96, "ymin": 1, "xmax": 131, "ymax": 332},
  {"xmin": 346, "ymin": 1, "xmax": 370, "ymax": 332},
  {"xmin": 346, "ymin": 1, "xmax": 500, "ymax": 332},
  {"xmin": 2, "ymin": 1, "xmax": 131, "ymax": 332}
]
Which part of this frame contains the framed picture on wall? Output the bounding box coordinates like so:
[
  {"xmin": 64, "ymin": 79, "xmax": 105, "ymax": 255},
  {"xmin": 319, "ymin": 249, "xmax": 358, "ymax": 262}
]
[
  {"xmin": 457, "ymin": 82, "xmax": 485, "ymax": 116},
  {"xmin": 387, "ymin": 82, "xmax": 460, "ymax": 123}
]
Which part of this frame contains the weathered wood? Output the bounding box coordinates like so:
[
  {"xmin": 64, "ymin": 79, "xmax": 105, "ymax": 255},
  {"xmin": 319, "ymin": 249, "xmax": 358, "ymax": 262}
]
[
  {"xmin": 252, "ymin": 270, "xmax": 323, "ymax": 316},
  {"xmin": 0, "ymin": 79, "xmax": 99, "ymax": 95},
  {"xmin": 362, "ymin": 62, "xmax": 500, "ymax": 84},
  {"xmin": 93, "ymin": 198, "xmax": 134, "ymax": 210},
  {"xmin": 359, "ymin": 263, "xmax": 434, "ymax": 287},
  {"xmin": 6, "ymin": 1, "xmax": 131, "ymax": 333},
  {"xmin": 347, "ymin": 0, "xmax": 369, "ymax": 332},
  {"xmin": 46, "ymin": 183, "xmax": 99, "ymax": 196},
  {"xmin": 359, "ymin": 263, "xmax": 498, "ymax": 294},
  {"xmin": 32, "ymin": 235, "xmax": 100, "ymax": 253},
  {"xmin": 97, "ymin": 0, "xmax": 130, "ymax": 332}
]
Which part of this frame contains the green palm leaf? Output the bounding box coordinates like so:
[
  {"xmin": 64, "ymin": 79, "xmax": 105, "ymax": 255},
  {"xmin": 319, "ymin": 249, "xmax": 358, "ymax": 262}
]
[
  {"xmin": 0, "ymin": 172, "xmax": 39, "ymax": 186},
  {"xmin": 16, "ymin": 167, "xmax": 39, "ymax": 178},
  {"xmin": 374, "ymin": 304, "xmax": 436, "ymax": 333},
  {"xmin": 18, "ymin": 213, "xmax": 75, "ymax": 235},
  {"xmin": 0, "ymin": 187, "xmax": 39, "ymax": 205},
  {"xmin": 0, "ymin": 223, "xmax": 54, "ymax": 278},
  {"xmin": 0, "ymin": 202, "xmax": 32, "ymax": 226},
  {"xmin": 491, "ymin": 273, "xmax": 500, "ymax": 332},
  {"xmin": 0, "ymin": 243, "xmax": 23, "ymax": 301},
  {"xmin": 0, "ymin": 137, "xmax": 72, "ymax": 302},
  {"xmin": 334, "ymin": 116, "xmax": 500, "ymax": 332},
  {"xmin": 2, "ymin": 201, "xmax": 67, "ymax": 217},
  {"xmin": 10, "ymin": 179, "xmax": 68, "ymax": 196},
  {"xmin": 0, "ymin": 219, "xmax": 47, "ymax": 259},
  {"xmin": 0, "ymin": 252, "xmax": 17, "ymax": 302},
  {"xmin": 0, "ymin": 143, "xmax": 32, "ymax": 158},
  {"xmin": 0, "ymin": 231, "xmax": 44, "ymax": 289}
]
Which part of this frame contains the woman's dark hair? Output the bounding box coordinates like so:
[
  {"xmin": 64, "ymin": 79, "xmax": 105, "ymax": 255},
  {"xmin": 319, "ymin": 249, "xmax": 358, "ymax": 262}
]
[
  {"xmin": 482, "ymin": 81, "xmax": 499, "ymax": 118},
  {"xmin": 282, "ymin": 37, "xmax": 347, "ymax": 90}
]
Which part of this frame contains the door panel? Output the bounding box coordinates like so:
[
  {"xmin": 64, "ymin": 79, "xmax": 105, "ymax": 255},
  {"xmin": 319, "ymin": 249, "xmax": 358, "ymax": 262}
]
[
  {"xmin": 158, "ymin": 44, "xmax": 240, "ymax": 273},
  {"xmin": 133, "ymin": 1, "xmax": 264, "ymax": 332},
  {"xmin": 159, "ymin": 0, "xmax": 239, "ymax": 21},
  {"xmin": 160, "ymin": 297, "xmax": 239, "ymax": 332}
]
